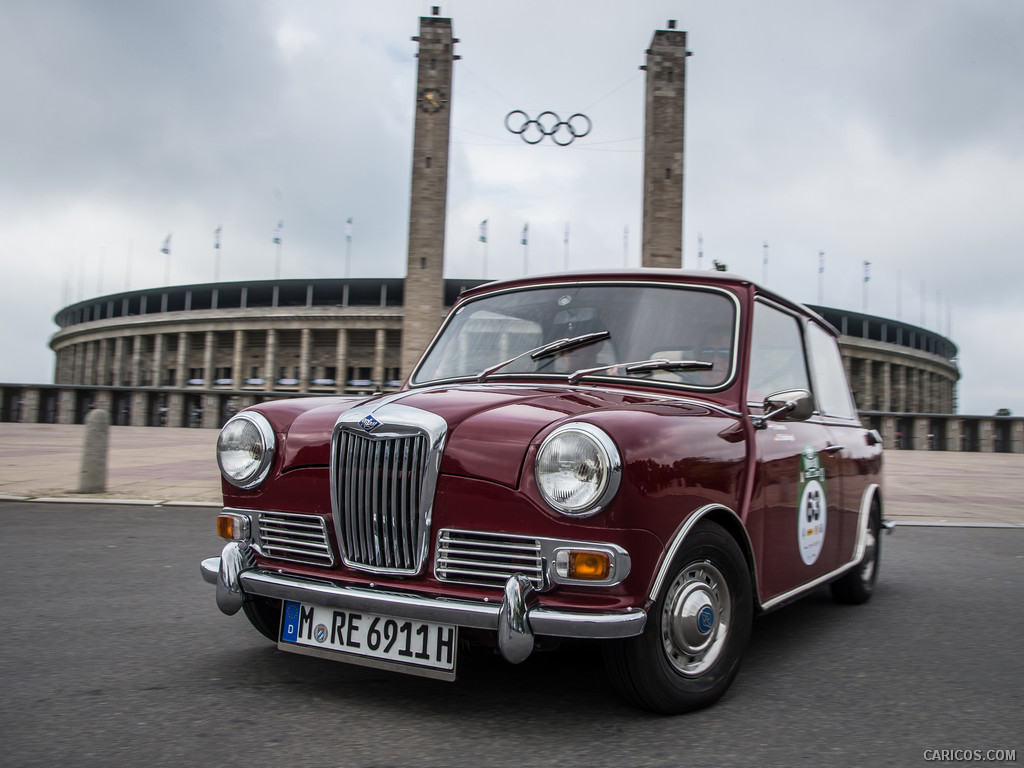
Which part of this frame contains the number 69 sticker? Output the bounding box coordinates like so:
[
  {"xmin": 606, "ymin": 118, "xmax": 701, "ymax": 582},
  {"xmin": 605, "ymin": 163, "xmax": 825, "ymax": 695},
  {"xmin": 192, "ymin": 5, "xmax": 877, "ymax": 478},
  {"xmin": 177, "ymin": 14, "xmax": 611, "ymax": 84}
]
[{"xmin": 798, "ymin": 446, "xmax": 827, "ymax": 565}]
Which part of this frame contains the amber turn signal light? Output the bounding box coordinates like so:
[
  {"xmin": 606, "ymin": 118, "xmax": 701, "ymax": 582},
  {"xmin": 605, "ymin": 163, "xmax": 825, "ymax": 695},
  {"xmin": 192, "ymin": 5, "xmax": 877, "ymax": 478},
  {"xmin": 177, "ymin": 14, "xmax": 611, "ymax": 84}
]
[
  {"xmin": 567, "ymin": 550, "xmax": 611, "ymax": 580},
  {"xmin": 217, "ymin": 513, "xmax": 250, "ymax": 541}
]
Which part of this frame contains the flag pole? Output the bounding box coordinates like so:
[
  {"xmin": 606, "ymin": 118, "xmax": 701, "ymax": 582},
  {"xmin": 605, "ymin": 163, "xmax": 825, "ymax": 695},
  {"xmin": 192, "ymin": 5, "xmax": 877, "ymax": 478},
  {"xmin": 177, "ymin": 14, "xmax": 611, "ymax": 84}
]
[
  {"xmin": 273, "ymin": 221, "xmax": 283, "ymax": 279},
  {"xmin": 863, "ymin": 261, "xmax": 871, "ymax": 311},
  {"xmin": 479, "ymin": 219, "xmax": 488, "ymax": 279},
  {"xmin": 521, "ymin": 222, "xmax": 529, "ymax": 275},
  {"xmin": 161, "ymin": 233, "xmax": 172, "ymax": 285},
  {"xmin": 214, "ymin": 226, "xmax": 222, "ymax": 282},
  {"xmin": 344, "ymin": 218, "xmax": 353, "ymax": 278},
  {"xmin": 818, "ymin": 250, "xmax": 824, "ymax": 304}
]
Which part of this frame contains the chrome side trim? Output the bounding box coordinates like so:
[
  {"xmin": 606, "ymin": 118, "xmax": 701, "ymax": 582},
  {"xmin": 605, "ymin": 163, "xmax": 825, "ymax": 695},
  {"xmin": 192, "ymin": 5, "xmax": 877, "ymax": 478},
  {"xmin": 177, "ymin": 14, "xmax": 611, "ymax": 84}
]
[
  {"xmin": 760, "ymin": 562, "xmax": 852, "ymax": 611},
  {"xmin": 235, "ymin": 568, "xmax": 647, "ymax": 640},
  {"xmin": 850, "ymin": 483, "xmax": 880, "ymax": 564},
  {"xmin": 647, "ymin": 504, "xmax": 755, "ymax": 604}
]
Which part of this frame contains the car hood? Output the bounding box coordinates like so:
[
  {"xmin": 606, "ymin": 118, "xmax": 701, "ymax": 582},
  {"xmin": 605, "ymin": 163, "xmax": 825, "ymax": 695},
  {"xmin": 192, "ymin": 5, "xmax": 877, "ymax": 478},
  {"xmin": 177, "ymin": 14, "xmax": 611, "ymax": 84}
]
[{"xmin": 276, "ymin": 385, "xmax": 714, "ymax": 488}]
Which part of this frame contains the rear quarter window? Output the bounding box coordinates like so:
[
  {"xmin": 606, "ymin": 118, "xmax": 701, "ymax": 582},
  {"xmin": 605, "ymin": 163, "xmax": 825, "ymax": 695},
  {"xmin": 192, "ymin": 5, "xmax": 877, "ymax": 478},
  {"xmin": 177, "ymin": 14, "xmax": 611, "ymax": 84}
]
[{"xmin": 806, "ymin": 323, "xmax": 857, "ymax": 420}]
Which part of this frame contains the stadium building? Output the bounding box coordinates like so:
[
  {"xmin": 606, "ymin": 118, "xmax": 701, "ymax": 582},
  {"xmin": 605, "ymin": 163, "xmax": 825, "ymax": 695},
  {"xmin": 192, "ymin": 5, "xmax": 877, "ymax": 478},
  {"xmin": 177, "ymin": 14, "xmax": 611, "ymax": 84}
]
[{"xmin": 15, "ymin": 277, "xmax": 978, "ymax": 452}]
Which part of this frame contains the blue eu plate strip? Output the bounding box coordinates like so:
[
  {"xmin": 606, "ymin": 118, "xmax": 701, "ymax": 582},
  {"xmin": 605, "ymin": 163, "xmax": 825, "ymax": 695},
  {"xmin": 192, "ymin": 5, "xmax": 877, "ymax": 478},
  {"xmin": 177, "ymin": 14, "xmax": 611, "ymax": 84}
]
[{"xmin": 280, "ymin": 600, "xmax": 301, "ymax": 643}]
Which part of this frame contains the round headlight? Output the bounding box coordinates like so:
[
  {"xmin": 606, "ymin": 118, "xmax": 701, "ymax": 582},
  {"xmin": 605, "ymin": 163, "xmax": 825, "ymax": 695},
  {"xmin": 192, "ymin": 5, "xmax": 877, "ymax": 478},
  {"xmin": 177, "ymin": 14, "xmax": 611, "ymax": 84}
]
[
  {"xmin": 535, "ymin": 423, "xmax": 621, "ymax": 516},
  {"xmin": 217, "ymin": 412, "xmax": 276, "ymax": 490}
]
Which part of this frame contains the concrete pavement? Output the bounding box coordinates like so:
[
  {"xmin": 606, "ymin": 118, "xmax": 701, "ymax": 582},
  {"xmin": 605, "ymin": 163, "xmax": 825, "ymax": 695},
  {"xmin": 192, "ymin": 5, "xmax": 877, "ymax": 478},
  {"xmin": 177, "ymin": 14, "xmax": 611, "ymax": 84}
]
[
  {"xmin": 0, "ymin": 423, "xmax": 221, "ymax": 506},
  {"xmin": 1, "ymin": 422, "xmax": 1022, "ymax": 525}
]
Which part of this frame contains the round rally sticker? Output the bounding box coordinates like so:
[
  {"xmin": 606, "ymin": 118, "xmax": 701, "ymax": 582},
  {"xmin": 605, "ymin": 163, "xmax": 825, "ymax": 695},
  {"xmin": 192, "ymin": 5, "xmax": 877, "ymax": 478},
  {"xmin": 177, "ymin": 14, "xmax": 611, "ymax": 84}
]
[{"xmin": 798, "ymin": 445, "xmax": 827, "ymax": 565}]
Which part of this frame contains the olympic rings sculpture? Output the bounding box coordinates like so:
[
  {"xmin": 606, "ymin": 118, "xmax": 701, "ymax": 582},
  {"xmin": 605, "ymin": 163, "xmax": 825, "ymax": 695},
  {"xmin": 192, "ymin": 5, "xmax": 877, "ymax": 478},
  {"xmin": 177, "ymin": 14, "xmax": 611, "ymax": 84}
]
[{"xmin": 504, "ymin": 110, "xmax": 592, "ymax": 146}]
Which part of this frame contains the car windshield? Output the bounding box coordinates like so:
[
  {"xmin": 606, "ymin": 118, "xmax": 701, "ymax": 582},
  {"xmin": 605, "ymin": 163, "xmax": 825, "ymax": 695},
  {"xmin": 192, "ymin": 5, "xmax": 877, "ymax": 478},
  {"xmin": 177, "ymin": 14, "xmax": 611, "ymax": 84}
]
[{"xmin": 412, "ymin": 283, "xmax": 738, "ymax": 389}]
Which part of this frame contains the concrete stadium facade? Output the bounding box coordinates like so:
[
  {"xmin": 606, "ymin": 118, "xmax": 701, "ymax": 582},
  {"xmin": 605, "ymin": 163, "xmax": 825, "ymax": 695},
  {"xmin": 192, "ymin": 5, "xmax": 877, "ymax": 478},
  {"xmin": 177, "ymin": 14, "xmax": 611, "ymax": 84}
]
[
  {"xmin": 20, "ymin": 277, "xmax": 480, "ymax": 429},
  {"xmin": 2, "ymin": 274, "xmax": 1018, "ymax": 453}
]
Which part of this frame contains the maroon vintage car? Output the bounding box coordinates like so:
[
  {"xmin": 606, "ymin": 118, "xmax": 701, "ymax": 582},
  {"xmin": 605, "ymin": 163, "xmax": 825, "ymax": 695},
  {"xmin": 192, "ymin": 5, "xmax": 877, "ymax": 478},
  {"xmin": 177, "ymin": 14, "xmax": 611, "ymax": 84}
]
[{"xmin": 201, "ymin": 269, "xmax": 884, "ymax": 713}]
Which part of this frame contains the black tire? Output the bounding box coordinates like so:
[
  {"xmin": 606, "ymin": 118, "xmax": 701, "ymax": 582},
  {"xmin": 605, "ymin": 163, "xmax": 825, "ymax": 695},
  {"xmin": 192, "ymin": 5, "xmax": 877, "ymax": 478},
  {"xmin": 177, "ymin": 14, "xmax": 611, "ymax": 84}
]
[
  {"xmin": 242, "ymin": 596, "xmax": 283, "ymax": 641},
  {"xmin": 831, "ymin": 501, "xmax": 881, "ymax": 605},
  {"xmin": 604, "ymin": 520, "xmax": 753, "ymax": 714}
]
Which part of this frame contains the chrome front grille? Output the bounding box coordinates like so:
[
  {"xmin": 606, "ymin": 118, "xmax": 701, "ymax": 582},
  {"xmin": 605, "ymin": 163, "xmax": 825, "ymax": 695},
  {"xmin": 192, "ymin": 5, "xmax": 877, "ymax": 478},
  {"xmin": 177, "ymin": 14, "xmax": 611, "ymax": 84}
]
[
  {"xmin": 333, "ymin": 429, "xmax": 430, "ymax": 573},
  {"xmin": 435, "ymin": 529, "xmax": 545, "ymax": 589},
  {"xmin": 256, "ymin": 511, "xmax": 334, "ymax": 566}
]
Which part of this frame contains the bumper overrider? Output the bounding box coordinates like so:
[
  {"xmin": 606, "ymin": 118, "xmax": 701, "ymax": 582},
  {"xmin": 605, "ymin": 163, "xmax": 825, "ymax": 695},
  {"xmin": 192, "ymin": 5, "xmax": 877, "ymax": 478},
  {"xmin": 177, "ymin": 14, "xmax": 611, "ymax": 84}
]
[{"xmin": 201, "ymin": 541, "xmax": 647, "ymax": 665}]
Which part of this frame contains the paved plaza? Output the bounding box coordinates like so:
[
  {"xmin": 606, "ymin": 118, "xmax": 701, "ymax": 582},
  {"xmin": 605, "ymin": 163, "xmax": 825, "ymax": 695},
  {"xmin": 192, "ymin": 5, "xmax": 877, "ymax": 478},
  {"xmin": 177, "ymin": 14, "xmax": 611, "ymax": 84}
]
[
  {"xmin": 0, "ymin": 422, "xmax": 1021, "ymax": 525},
  {"xmin": 0, "ymin": 423, "xmax": 222, "ymax": 506}
]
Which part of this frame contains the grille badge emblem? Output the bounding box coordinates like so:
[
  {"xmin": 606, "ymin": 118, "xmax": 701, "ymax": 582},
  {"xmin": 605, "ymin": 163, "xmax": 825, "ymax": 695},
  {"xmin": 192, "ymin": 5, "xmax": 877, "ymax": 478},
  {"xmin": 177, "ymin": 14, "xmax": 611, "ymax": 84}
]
[{"xmin": 359, "ymin": 415, "xmax": 382, "ymax": 433}]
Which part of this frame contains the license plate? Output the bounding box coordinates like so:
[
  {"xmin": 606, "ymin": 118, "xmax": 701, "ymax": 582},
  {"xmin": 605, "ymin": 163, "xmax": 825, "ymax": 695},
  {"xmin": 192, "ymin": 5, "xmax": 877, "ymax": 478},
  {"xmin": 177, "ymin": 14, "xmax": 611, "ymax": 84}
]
[{"xmin": 278, "ymin": 600, "xmax": 458, "ymax": 679}]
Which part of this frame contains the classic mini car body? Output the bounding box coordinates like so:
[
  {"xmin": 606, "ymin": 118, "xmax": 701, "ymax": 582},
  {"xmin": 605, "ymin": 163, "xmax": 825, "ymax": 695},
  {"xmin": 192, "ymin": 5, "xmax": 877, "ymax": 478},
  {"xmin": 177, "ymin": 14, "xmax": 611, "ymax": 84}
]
[{"xmin": 202, "ymin": 269, "xmax": 884, "ymax": 713}]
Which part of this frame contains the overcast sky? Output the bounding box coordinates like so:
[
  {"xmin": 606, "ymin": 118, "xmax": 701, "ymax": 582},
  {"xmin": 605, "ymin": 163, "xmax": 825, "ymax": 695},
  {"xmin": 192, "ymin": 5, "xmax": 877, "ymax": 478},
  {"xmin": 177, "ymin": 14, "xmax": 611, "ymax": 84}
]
[{"xmin": 2, "ymin": 0, "xmax": 1022, "ymax": 415}]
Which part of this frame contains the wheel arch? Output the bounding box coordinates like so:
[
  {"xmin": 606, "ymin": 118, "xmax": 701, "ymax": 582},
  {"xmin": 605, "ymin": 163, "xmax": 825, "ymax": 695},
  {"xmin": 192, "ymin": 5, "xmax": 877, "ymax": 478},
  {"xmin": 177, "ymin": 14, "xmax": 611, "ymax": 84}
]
[
  {"xmin": 867, "ymin": 483, "xmax": 883, "ymax": 517},
  {"xmin": 648, "ymin": 504, "xmax": 760, "ymax": 609},
  {"xmin": 854, "ymin": 482, "xmax": 883, "ymax": 559}
]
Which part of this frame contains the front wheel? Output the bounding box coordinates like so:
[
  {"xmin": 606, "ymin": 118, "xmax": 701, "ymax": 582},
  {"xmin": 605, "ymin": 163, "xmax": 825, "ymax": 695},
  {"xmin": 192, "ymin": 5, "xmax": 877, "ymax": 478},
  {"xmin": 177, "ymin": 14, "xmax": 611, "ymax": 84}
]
[{"xmin": 604, "ymin": 521, "xmax": 753, "ymax": 714}]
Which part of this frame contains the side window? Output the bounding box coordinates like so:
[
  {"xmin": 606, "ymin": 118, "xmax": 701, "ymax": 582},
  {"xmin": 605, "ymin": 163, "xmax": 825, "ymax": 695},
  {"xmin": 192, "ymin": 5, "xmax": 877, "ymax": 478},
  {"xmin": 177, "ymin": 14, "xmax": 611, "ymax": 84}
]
[
  {"xmin": 747, "ymin": 302, "xmax": 810, "ymax": 404},
  {"xmin": 806, "ymin": 323, "xmax": 857, "ymax": 420}
]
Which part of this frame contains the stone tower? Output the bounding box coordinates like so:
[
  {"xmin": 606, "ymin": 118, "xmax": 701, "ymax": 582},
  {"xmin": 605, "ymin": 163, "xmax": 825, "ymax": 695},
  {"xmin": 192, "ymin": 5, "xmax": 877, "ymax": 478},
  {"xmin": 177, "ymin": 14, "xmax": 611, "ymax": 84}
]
[
  {"xmin": 400, "ymin": 8, "xmax": 458, "ymax": 378},
  {"xmin": 640, "ymin": 21, "xmax": 689, "ymax": 269}
]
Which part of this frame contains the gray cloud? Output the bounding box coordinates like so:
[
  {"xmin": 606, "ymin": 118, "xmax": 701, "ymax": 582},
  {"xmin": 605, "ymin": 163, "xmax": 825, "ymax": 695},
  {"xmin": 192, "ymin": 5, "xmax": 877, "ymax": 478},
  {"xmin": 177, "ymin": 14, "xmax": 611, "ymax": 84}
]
[{"xmin": 1, "ymin": 0, "xmax": 1021, "ymax": 414}]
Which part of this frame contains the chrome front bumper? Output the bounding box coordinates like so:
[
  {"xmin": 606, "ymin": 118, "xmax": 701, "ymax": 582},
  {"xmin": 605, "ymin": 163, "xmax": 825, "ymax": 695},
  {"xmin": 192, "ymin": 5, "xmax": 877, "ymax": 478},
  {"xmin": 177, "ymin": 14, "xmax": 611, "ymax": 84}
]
[{"xmin": 201, "ymin": 541, "xmax": 646, "ymax": 664}]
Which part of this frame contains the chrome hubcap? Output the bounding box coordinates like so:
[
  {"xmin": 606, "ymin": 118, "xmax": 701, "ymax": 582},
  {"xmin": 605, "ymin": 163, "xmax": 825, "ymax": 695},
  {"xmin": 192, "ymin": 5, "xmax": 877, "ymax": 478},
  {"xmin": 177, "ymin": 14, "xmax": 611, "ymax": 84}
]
[{"xmin": 662, "ymin": 560, "xmax": 731, "ymax": 676}]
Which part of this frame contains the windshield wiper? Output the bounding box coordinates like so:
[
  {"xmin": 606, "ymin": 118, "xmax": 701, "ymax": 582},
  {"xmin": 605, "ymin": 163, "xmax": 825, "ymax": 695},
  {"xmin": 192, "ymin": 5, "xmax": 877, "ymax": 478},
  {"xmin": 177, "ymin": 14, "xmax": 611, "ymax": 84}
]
[
  {"xmin": 568, "ymin": 358, "xmax": 712, "ymax": 384},
  {"xmin": 476, "ymin": 331, "xmax": 611, "ymax": 382}
]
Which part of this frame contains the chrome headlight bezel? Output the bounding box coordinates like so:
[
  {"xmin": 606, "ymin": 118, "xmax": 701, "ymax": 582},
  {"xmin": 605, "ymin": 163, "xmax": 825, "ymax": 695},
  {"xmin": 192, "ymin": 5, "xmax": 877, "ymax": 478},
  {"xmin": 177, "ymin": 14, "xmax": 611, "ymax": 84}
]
[
  {"xmin": 535, "ymin": 422, "xmax": 622, "ymax": 517},
  {"xmin": 216, "ymin": 412, "xmax": 276, "ymax": 490}
]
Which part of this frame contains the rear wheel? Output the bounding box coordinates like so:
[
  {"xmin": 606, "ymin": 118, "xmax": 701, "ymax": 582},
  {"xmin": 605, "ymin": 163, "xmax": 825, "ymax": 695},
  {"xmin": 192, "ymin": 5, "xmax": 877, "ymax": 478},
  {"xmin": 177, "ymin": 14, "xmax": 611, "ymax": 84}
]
[
  {"xmin": 831, "ymin": 501, "xmax": 882, "ymax": 605},
  {"xmin": 242, "ymin": 596, "xmax": 282, "ymax": 641},
  {"xmin": 604, "ymin": 521, "xmax": 753, "ymax": 714}
]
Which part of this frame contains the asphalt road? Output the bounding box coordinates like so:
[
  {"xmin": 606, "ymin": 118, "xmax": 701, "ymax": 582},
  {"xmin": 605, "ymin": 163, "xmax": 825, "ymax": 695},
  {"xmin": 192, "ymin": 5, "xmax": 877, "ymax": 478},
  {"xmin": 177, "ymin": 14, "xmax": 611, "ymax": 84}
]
[{"xmin": 1, "ymin": 501, "xmax": 1020, "ymax": 768}]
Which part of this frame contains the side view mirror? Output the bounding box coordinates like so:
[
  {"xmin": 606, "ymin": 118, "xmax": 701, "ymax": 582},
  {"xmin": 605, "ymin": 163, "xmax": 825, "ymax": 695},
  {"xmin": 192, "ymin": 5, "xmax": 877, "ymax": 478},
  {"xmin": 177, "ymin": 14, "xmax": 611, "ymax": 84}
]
[{"xmin": 753, "ymin": 389, "xmax": 814, "ymax": 429}]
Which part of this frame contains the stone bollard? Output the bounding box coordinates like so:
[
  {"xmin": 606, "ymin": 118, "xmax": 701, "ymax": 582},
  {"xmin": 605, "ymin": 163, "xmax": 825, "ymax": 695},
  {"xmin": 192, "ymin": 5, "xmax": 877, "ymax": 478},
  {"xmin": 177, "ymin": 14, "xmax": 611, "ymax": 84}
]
[{"xmin": 78, "ymin": 409, "xmax": 110, "ymax": 493}]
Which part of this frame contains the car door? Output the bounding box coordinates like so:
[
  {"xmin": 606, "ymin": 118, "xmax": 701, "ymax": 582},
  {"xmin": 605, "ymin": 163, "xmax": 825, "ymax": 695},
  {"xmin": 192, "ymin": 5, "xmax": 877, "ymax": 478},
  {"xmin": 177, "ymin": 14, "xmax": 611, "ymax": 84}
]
[
  {"xmin": 747, "ymin": 300, "xmax": 845, "ymax": 603},
  {"xmin": 804, "ymin": 321, "xmax": 869, "ymax": 566}
]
